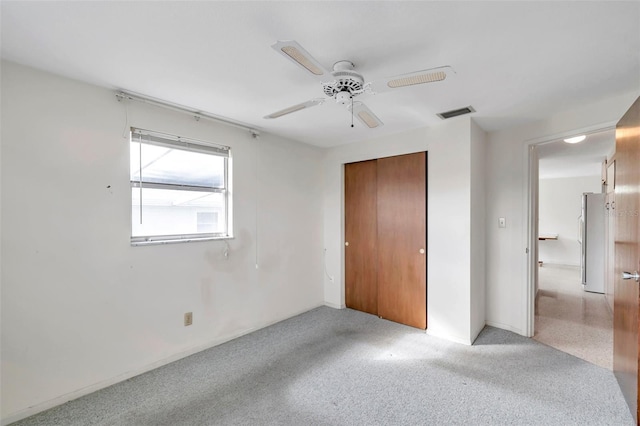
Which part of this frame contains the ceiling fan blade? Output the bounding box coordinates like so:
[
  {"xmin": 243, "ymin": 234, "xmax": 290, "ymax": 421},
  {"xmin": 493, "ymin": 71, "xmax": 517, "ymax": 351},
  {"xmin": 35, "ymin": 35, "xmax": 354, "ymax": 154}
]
[
  {"xmin": 271, "ymin": 40, "xmax": 330, "ymax": 80},
  {"xmin": 369, "ymin": 66, "xmax": 454, "ymax": 94},
  {"xmin": 264, "ymin": 98, "xmax": 325, "ymax": 119},
  {"xmin": 348, "ymin": 101, "xmax": 384, "ymax": 129}
]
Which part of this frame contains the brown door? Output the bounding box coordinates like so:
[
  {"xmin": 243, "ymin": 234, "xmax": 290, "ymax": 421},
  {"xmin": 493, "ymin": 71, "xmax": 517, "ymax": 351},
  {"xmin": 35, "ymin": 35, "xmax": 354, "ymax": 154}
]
[
  {"xmin": 345, "ymin": 160, "xmax": 378, "ymax": 315},
  {"xmin": 613, "ymin": 96, "xmax": 640, "ymax": 423},
  {"xmin": 377, "ymin": 152, "xmax": 427, "ymax": 329},
  {"xmin": 605, "ymin": 160, "xmax": 616, "ymax": 314}
]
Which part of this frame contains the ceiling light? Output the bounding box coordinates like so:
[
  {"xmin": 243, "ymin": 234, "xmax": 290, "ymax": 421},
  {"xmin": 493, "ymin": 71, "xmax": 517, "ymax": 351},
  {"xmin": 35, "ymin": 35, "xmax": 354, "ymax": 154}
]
[{"xmin": 563, "ymin": 135, "xmax": 586, "ymax": 144}]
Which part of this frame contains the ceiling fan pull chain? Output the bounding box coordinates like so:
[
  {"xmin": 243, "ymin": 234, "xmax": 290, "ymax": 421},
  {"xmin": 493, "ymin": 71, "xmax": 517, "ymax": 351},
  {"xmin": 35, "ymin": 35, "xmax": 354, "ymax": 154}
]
[{"xmin": 351, "ymin": 95, "xmax": 354, "ymax": 128}]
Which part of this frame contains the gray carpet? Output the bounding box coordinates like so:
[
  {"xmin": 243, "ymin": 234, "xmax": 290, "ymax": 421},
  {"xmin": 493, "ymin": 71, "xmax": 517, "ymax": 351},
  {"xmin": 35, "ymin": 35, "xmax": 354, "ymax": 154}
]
[{"xmin": 13, "ymin": 307, "xmax": 633, "ymax": 425}]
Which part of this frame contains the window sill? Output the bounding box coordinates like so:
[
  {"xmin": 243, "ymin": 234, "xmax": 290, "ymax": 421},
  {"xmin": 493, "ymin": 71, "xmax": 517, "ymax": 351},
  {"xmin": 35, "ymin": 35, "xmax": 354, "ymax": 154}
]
[{"xmin": 131, "ymin": 235, "xmax": 233, "ymax": 246}]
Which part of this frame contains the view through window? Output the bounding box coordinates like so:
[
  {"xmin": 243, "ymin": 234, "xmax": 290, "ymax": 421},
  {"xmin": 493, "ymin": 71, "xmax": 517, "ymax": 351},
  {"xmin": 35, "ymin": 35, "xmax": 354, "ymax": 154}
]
[{"xmin": 130, "ymin": 129, "xmax": 231, "ymax": 244}]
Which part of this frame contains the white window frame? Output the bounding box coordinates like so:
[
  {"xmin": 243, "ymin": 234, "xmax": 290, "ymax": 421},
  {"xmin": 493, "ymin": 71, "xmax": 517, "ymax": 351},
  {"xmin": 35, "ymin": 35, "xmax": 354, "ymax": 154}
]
[{"xmin": 130, "ymin": 128, "xmax": 232, "ymax": 245}]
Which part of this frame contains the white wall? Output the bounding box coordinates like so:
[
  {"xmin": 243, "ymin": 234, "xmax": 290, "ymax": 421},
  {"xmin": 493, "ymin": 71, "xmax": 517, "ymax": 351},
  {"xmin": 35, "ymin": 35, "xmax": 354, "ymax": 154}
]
[
  {"xmin": 485, "ymin": 91, "xmax": 638, "ymax": 336},
  {"xmin": 4, "ymin": 58, "xmax": 636, "ymax": 423},
  {"xmin": 323, "ymin": 117, "xmax": 482, "ymax": 345},
  {"xmin": 470, "ymin": 120, "xmax": 487, "ymax": 340},
  {"xmin": 538, "ymin": 175, "xmax": 602, "ymax": 266},
  {"xmin": 0, "ymin": 61, "xmax": 325, "ymax": 423}
]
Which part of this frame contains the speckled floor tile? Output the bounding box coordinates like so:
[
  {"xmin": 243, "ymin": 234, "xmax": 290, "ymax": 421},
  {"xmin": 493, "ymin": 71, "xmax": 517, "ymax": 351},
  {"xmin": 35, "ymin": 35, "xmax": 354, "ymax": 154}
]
[{"xmin": 534, "ymin": 264, "xmax": 613, "ymax": 369}]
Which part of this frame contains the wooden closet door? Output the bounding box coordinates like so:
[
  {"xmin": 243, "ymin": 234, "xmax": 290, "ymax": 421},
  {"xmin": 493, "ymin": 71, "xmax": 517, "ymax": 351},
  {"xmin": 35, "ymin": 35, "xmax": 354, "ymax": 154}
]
[
  {"xmin": 377, "ymin": 152, "xmax": 427, "ymax": 329},
  {"xmin": 345, "ymin": 160, "xmax": 378, "ymax": 315}
]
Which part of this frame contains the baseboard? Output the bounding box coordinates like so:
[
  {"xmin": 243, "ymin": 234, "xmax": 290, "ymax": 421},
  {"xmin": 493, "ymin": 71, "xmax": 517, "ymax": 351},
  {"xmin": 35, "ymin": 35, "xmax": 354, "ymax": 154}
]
[
  {"xmin": 1, "ymin": 303, "xmax": 324, "ymax": 426},
  {"xmin": 324, "ymin": 301, "xmax": 345, "ymax": 309}
]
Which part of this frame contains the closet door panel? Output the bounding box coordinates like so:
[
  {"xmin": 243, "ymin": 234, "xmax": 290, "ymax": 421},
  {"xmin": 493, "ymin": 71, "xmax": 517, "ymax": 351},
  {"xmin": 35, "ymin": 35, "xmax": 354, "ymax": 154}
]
[
  {"xmin": 377, "ymin": 152, "xmax": 427, "ymax": 329},
  {"xmin": 345, "ymin": 160, "xmax": 378, "ymax": 315}
]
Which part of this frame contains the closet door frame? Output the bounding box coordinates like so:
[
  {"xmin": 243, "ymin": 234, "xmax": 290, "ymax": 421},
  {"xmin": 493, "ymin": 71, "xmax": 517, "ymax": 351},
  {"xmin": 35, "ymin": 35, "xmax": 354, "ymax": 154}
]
[{"xmin": 344, "ymin": 152, "xmax": 428, "ymax": 329}]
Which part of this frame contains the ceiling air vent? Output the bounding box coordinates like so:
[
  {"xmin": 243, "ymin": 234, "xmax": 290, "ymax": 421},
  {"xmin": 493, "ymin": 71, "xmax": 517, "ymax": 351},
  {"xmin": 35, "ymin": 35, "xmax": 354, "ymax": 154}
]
[{"xmin": 437, "ymin": 106, "xmax": 475, "ymax": 120}]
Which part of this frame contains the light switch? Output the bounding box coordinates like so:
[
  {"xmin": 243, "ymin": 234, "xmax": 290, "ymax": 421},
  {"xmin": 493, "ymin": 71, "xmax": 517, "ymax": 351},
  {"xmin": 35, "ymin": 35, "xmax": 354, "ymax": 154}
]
[{"xmin": 499, "ymin": 217, "xmax": 506, "ymax": 228}]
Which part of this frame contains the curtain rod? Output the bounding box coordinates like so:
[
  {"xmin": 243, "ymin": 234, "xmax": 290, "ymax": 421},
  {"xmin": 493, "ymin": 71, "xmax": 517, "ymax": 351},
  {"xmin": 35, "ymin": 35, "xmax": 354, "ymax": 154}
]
[{"xmin": 115, "ymin": 90, "xmax": 260, "ymax": 137}]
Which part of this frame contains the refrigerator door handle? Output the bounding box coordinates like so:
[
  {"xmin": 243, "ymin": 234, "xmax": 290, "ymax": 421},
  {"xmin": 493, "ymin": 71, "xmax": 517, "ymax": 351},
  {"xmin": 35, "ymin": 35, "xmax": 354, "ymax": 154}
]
[{"xmin": 577, "ymin": 215, "xmax": 583, "ymax": 244}]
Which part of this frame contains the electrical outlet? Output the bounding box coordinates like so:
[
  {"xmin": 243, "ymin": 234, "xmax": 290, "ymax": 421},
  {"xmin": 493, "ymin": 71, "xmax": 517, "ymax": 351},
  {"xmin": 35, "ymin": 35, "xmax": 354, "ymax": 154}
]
[
  {"xmin": 184, "ymin": 312, "xmax": 193, "ymax": 326},
  {"xmin": 498, "ymin": 217, "xmax": 506, "ymax": 228}
]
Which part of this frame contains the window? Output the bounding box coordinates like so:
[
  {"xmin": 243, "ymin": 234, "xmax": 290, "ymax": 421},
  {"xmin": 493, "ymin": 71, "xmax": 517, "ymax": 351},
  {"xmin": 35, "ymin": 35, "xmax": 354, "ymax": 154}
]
[
  {"xmin": 130, "ymin": 128, "xmax": 231, "ymax": 245},
  {"xmin": 196, "ymin": 212, "xmax": 218, "ymax": 233}
]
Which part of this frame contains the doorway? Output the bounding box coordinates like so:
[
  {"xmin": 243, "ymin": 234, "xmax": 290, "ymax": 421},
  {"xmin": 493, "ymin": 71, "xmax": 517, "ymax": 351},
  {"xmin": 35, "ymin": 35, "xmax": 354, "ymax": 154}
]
[{"xmin": 529, "ymin": 128, "xmax": 615, "ymax": 368}]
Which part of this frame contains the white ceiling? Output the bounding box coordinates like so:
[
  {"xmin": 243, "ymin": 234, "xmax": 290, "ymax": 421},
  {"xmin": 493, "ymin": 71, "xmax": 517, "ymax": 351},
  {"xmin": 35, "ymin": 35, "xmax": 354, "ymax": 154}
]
[
  {"xmin": 1, "ymin": 1, "xmax": 639, "ymax": 147},
  {"xmin": 538, "ymin": 129, "xmax": 614, "ymax": 179}
]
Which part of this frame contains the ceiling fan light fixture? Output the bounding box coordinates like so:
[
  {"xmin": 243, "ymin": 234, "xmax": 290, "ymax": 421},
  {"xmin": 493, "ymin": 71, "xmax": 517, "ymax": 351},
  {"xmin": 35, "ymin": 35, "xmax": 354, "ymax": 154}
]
[
  {"xmin": 280, "ymin": 46, "xmax": 324, "ymax": 76},
  {"xmin": 387, "ymin": 71, "xmax": 446, "ymax": 88},
  {"xmin": 268, "ymin": 40, "xmax": 450, "ymax": 128},
  {"xmin": 563, "ymin": 135, "xmax": 586, "ymax": 144}
]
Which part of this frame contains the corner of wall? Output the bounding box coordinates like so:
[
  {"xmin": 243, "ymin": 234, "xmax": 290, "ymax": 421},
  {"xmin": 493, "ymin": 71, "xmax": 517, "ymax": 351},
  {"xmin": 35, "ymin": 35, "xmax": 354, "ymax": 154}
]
[
  {"xmin": 470, "ymin": 321, "xmax": 487, "ymax": 345},
  {"xmin": 469, "ymin": 118, "xmax": 487, "ymax": 341}
]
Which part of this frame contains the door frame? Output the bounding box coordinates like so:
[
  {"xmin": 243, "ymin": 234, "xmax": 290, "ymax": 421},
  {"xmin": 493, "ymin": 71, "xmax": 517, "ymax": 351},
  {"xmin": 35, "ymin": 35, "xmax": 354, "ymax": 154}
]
[{"xmin": 523, "ymin": 122, "xmax": 617, "ymax": 337}]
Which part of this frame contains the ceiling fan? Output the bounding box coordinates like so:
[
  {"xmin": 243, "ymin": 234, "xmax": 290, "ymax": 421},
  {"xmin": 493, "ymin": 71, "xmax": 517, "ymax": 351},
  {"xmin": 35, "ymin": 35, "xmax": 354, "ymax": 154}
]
[{"xmin": 264, "ymin": 40, "xmax": 454, "ymax": 129}]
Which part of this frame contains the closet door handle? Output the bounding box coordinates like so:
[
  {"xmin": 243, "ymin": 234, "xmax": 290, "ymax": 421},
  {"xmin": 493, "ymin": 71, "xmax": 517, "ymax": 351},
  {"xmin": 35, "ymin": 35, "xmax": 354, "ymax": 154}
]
[
  {"xmin": 419, "ymin": 248, "xmax": 425, "ymax": 254},
  {"xmin": 345, "ymin": 242, "xmax": 349, "ymax": 247}
]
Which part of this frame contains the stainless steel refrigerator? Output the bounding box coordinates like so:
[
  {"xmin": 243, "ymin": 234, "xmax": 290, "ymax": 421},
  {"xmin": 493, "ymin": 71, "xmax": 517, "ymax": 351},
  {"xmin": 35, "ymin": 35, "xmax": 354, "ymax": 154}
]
[{"xmin": 579, "ymin": 192, "xmax": 605, "ymax": 293}]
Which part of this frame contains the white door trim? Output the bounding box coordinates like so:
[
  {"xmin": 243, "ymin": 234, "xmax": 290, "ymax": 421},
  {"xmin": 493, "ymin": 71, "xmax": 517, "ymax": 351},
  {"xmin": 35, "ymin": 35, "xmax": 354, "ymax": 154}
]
[{"xmin": 522, "ymin": 121, "xmax": 617, "ymax": 337}]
